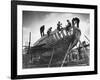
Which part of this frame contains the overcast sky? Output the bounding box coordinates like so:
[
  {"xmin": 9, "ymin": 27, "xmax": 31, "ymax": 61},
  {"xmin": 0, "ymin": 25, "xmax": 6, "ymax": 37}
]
[{"xmin": 22, "ymin": 11, "xmax": 90, "ymax": 46}]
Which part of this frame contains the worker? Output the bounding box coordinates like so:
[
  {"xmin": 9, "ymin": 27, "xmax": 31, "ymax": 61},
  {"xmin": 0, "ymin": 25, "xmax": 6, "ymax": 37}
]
[
  {"xmin": 66, "ymin": 20, "xmax": 71, "ymax": 31},
  {"xmin": 40, "ymin": 25, "xmax": 45, "ymax": 37},
  {"xmin": 47, "ymin": 27, "xmax": 52, "ymax": 36},
  {"xmin": 72, "ymin": 18, "xmax": 75, "ymax": 27},
  {"xmin": 57, "ymin": 21, "xmax": 62, "ymax": 31}
]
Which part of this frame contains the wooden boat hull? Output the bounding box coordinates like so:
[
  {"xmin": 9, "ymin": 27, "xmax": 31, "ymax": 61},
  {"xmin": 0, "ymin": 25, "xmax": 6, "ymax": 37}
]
[{"xmin": 29, "ymin": 27, "xmax": 81, "ymax": 57}]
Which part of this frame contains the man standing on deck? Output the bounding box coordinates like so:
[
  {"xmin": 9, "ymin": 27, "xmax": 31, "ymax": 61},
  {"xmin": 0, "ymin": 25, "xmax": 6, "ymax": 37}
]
[
  {"xmin": 72, "ymin": 18, "xmax": 75, "ymax": 27},
  {"xmin": 47, "ymin": 27, "xmax": 52, "ymax": 36},
  {"xmin": 66, "ymin": 20, "xmax": 71, "ymax": 31},
  {"xmin": 57, "ymin": 21, "xmax": 63, "ymax": 38},
  {"xmin": 57, "ymin": 21, "xmax": 62, "ymax": 31},
  {"xmin": 40, "ymin": 25, "xmax": 45, "ymax": 37}
]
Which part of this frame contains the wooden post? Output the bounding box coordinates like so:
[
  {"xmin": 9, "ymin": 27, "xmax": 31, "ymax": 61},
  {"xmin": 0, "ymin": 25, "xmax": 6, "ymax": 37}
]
[
  {"xmin": 28, "ymin": 32, "xmax": 31, "ymax": 54},
  {"xmin": 61, "ymin": 43, "xmax": 72, "ymax": 67},
  {"xmin": 57, "ymin": 31, "xmax": 62, "ymax": 39},
  {"xmin": 54, "ymin": 33, "xmax": 58, "ymax": 40},
  {"xmin": 61, "ymin": 29, "xmax": 65, "ymax": 38},
  {"xmin": 48, "ymin": 48, "xmax": 54, "ymax": 67}
]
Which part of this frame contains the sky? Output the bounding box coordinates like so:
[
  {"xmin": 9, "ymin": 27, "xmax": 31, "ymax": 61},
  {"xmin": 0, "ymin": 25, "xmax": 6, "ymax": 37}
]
[{"xmin": 22, "ymin": 11, "xmax": 90, "ymax": 46}]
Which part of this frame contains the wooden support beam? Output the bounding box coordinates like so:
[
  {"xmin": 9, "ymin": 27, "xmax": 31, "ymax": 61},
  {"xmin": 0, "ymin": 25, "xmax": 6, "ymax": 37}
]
[
  {"xmin": 61, "ymin": 30, "xmax": 65, "ymax": 38},
  {"xmin": 54, "ymin": 33, "xmax": 58, "ymax": 40},
  {"xmin": 57, "ymin": 31, "xmax": 62, "ymax": 39},
  {"xmin": 48, "ymin": 48, "xmax": 54, "ymax": 67},
  {"xmin": 56, "ymin": 32, "xmax": 60, "ymax": 39},
  {"xmin": 61, "ymin": 43, "xmax": 72, "ymax": 67}
]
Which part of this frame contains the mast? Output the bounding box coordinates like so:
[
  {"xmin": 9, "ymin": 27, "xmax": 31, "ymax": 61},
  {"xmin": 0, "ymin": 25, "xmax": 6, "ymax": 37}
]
[{"xmin": 27, "ymin": 32, "xmax": 31, "ymax": 54}]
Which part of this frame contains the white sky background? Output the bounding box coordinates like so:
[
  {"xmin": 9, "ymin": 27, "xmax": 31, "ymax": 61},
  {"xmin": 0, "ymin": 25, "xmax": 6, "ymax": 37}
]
[{"xmin": 22, "ymin": 11, "xmax": 90, "ymax": 46}]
